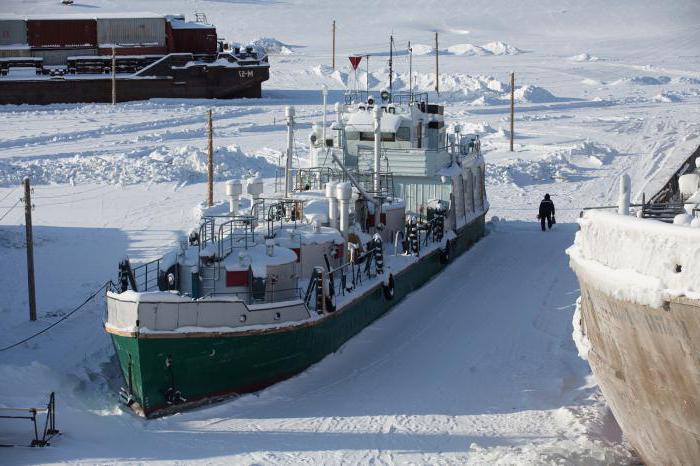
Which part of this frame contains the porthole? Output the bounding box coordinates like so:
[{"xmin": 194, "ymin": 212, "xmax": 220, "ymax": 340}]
[
  {"xmin": 240, "ymin": 314, "xmax": 247, "ymax": 322},
  {"xmin": 274, "ymin": 312, "xmax": 281, "ymax": 321}
]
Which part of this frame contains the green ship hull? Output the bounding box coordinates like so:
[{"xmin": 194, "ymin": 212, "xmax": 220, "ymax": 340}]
[{"xmin": 108, "ymin": 215, "xmax": 486, "ymax": 417}]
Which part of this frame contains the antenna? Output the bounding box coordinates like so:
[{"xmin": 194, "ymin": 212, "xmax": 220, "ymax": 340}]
[
  {"xmin": 388, "ymin": 34, "xmax": 394, "ymax": 100},
  {"xmin": 408, "ymin": 41, "xmax": 413, "ymax": 97}
]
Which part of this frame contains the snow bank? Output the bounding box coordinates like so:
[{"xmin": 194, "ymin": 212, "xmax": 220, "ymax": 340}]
[
  {"xmin": 487, "ymin": 141, "xmax": 618, "ymax": 186},
  {"xmin": 0, "ymin": 144, "xmax": 277, "ymax": 186},
  {"xmin": 569, "ymin": 53, "xmax": 600, "ymax": 62},
  {"xmin": 567, "ymin": 210, "xmax": 700, "ymax": 308},
  {"xmin": 248, "ymin": 37, "xmax": 294, "ymax": 55},
  {"xmin": 446, "ymin": 43, "xmax": 489, "ymax": 56},
  {"xmin": 481, "ymin": 41, "xmax": 522, "ymax": 55}
]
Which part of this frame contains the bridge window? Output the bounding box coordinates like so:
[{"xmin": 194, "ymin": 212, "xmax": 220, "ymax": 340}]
[{"xmin": 396, "ymin": 127, "xmax": 410, "ymax": 141}]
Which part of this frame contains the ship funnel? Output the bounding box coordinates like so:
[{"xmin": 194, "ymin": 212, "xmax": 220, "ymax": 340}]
[
  {"xmin": 336, "ymin": 182, "xmax": 352, "ymax": 235},
  {"xmin": 326, "ymin": 181, "xmax": 339, "ymax": 228}
]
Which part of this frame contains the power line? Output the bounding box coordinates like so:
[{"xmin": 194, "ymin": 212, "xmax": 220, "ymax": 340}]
[
  {"xmin": 0, "ymin": 198, "xmax": 21, "ymax": 222},
  {"xmin": 0, "ymin": 281, "xmax": 111, "ymax": 352}
]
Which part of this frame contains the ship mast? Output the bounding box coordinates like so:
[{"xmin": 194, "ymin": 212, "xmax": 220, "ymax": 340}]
[{"xmin": 388, "ymin": 34, "xmax": 394, "ymax": 101}]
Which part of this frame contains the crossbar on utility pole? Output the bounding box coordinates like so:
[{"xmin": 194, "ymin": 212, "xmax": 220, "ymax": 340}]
[
  {"xmin": 207, "ymin": 109, "xmax": 214, "ymax": 207},
  {"xmin": 23, "ymin": 177, "xmax": 37, "ymax": 321},
  {"xmin": 510, "ymin": 72, "xmax": 515, "ymax": 152}
]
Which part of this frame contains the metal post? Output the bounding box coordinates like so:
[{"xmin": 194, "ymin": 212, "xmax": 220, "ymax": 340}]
[
  {"xmin": 389, "ymin": 35, "xmax": 393, "ymax": 99},
  {"xmin": 23, "ymin": 177, "xmax": 37, "ymax": 321},
  {"xmin": 408, "ymin": 41, "xmax": 412, "ymax": 96},
  {"xmin": 373, "ymin": 105, "xmax": 382, "ymax": 193},
  {"xmin": 618, "ymin": 174, "xmax": 631, "ymax": 215},
  {"xmin": 321, "ymin": 85, "xmax": 328, "ymax": 147},
  {"xmin": 332, "ymin": 20, "xmax": 336, "ymax": 70},
  {"xmin": 111, "ymin": 46, "xmax": 116, "ymax": 105},
  {"xmin": 434, "ymin": 32, "xmax": 439, "ymax": 94},
  {"xmin": 510, "ymin": 72, "xmax": 515, "ymax": 152},
  {"xmin": 207, "ymin": 109, "xmax": 214, "ymax": 207},
  {"xmin": 284, "ymin": 106, "xmax": 295, "ymax": 198}
]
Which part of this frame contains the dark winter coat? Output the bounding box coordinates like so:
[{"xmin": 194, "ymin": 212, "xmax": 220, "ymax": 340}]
[{"xmin": 539, "ymin": 198, "xmax": 555, "ymax": 217}]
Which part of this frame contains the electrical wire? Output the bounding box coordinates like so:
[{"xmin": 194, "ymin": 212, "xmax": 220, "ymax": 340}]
[
  {"xmin": 0, "ymin": 281, "xmax": 111, "ymax": 352},
  {"xmin": 0, "ymin": 198, "xmax": 21, "ymax": 222}
]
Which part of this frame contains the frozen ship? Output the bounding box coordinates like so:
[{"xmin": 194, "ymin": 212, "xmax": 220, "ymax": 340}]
[
  {"xmin": 104, "ymin": 88, "xmax": 489, "ymax": 417},
  {"xmin": 0, "ymin": 13, "xmax": 269, "ymax": 104},
  {"xmin": 568, "ymin": 146, "xmax": 700, "ymax": 464}
]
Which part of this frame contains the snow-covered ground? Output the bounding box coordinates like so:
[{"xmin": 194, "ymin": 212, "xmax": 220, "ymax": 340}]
[{"xmin": 0, "ymin": 0, "xmax": 699, "ymax": 463}]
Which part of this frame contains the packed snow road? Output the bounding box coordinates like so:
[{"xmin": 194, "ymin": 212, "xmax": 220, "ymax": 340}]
[{"xmin": 1, "ymin": 219, "xmax": 632, "ymax": 464}]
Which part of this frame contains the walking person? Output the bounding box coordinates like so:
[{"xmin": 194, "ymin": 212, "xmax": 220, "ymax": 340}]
[{"xmin": 538, "ymin": 194, "xmax": 555, "ymax": 231}]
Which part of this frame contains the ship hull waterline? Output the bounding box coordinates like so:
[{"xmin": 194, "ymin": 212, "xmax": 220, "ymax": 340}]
[
  {"xmin": 576, "ymin": 282, "xmax": 700, "ymax": 464},
  {"xmin": 108, "ymin": 215, "xmax": 486, "ymax": 418}
]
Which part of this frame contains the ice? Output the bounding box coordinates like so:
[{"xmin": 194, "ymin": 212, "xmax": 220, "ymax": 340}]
[{"xmin": 1, "ymin": 0, "xmax": 700, "ymax": 462}]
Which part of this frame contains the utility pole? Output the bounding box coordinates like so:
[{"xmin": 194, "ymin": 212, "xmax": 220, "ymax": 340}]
[
  {"xmin": 207, "ymin": 109, "xmax": 214, "ymax": 206},
  {"xmin": 510, "ymin": 72, "xmax": 515, "ymax": 152},
  {"xmin": 23, "ymin": 177, "xmax": 36, "ymax": 322},
  {"xmin": 332, "ymin": 20, "xmax": 336, "ymax": 70},
  {"xmin": 111, "ymin": 46, "xmax": 116, "ymax": 105},
  {"xmin": 408, "ymin": 41, "xmax": 413, "ymax": 97},
  {"xmin": 366, "ymin": 54, "xmax": 370, "ymax": 95},
  {"xmin": 434, "ymin": 32, "xmax": 439, "ymax": 94},
  {"xmin": 388, "ymin": 35, "xmax": 393, "ymax": 99}
]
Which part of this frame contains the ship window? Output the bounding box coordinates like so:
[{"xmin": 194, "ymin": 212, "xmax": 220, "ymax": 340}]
[
  {"xmin": 274, "ymin": 312, "xmax": 281, "ymax": 320},
  {"xmin": 360, "ymin": 132, "xmax": 374, "ymax": 141},
  {"xmin": 396, "ymin": 127, "xmax": 410, "ymax": 141},
  {"xmin": 346, "ymin": 131, "xmax": 359, "ymax": 140},
  {"xmin": 240, "ymin": 314, "xmax": 247, "ymax": 322},
  {"xmin": 382, "ymin": 132, "xmax": 396, "ymax": 142}
]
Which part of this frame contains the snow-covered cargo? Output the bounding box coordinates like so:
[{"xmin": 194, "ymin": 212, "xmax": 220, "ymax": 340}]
[
  {"xmin": 167, "ymin": 19, "xmax": 217, "ymax": 54},
  {"xmin": 96, "ymin": 16, "xmax": 166, "ymax": 48},
  {"xmin": 0, "ymin": 19, "xmax": 27, "ymax": 46}
]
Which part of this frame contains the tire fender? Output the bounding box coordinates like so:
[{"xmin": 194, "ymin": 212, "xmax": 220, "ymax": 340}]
[{"xmin": 383, "ymin": 273, "xmax": 395, "ymax": 300}]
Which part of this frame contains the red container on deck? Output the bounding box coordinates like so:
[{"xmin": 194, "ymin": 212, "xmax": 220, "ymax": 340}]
[
  {"xmin": 168, "ymin": 20, "xmax": 217, "ymax": 54},
  {"xmin": 27, "ymin": 19, "xmax": 97, "ymax": 48}
]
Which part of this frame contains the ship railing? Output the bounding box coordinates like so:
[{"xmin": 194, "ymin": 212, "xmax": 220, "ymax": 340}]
[
  {"xmin": 209, "ymin": 287, "xmax": 305, "ymax": 305},
  {"xmin": 217, "ymin": 215, "xmax": 257, "ymax": 259},
  {"xmin": 304, "ymin": 247, "xmax": 382, "ymax": 312},
  {"xmin": 130, "ymin": 251, "xmax": 179, "ymax": 293},
  {"xmin": 581, "ymin": 199, "xmax": 692, "ymax": 223},
  {"xmin": 265, "ymin": 199, "xmax": 305, "ymax": 238},
  {"xmin": 344, "ymin": 90, "xmax": 429, "ymax": 107},
  {"xmin": 295, "ymin": 167, "xmax": 340, "ymax": 191}
]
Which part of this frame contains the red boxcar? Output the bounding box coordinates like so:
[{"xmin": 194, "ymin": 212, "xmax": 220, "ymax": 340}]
[
  {"xmin": 27, "ymin": 19, "xmax": 97, "ymax": 48},
  {"xmin": 168, "ymin": 21, "xmax": 217, "ymax": 54}
]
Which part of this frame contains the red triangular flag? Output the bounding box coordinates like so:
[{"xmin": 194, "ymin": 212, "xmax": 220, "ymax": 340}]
[{"xmin": 349, "ymin": 55, "xmax": 362, "ymax": 70}]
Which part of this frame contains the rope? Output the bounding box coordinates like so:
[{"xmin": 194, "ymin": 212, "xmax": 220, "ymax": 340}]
[
  {"xmin": 0, "ymin": 281, "xmax": 111, "ymax": 352},
  {"xmin": 0, "ymin": 198, "xmax": 21, "ymax": 222},
  {"xmin": 0, "ymin": 187, "xmax": 18, "ymax": 204}
]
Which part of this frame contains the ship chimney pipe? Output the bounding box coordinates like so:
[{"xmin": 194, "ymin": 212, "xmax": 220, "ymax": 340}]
[
  {"xmin": 618, "ymin": 174, "xmax": 631, "ymax": 216},
  {"xmin": 336, "ymin": 182, "xmax": 352, "ymax": 235},
  {"xmin": 326, "ymin": 181, "xmax": 339, "ymax": 228},
  {"xmin": 225, "ymin": 179, "xmax": 243, "ymax": 215},
  {"xmin": 285, "ymin": 106, "xmax": 295, "ymax": 197},
  {"xmin": 321, "ymin": 85, "xmax": 328, "ymax": 147},
  {"xmin": 373, "ymin": 105, "xmax": 382, "ymax": 193}
]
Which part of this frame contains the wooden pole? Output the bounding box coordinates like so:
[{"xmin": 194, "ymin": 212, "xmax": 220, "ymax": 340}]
[
  {"xmin": 434, "ymin": 32, "xmax": 439, "ymax": 94},
  {"xmin": 332, "ymin": 20, "xmax": 336, "ymax": 70},
  {"xmin": 366, "ymin": 54, "xmax": 369, "ymax": 94},
  {"xmin": 111, "ymin": 46, "xmax": 116, "ymax": 105},
  {"xmin": 23, "ymin": 177, "xmax": 37, "ymax": 322},
  {"xmin": 510, "ymin": 72, "xmax": 515, "ymax": 152},
  {"xmin": 207, "ymin": 109, "xmax": 214, "ymax": 207}
]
